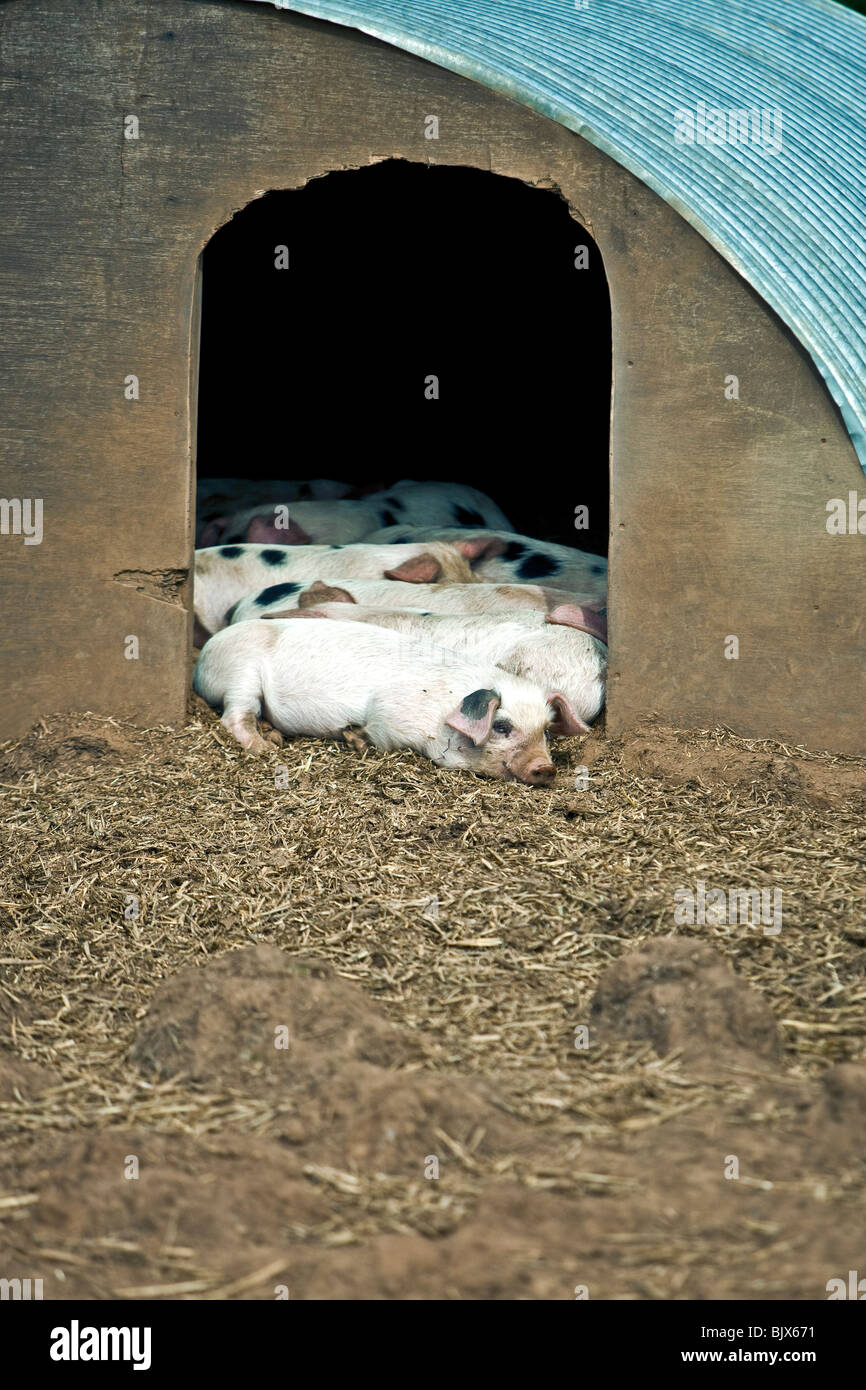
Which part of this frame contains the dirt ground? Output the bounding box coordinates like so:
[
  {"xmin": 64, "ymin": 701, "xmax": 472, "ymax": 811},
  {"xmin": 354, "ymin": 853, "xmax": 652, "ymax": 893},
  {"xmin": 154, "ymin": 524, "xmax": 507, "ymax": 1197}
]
[{"xmin": 0, "ymin": 703, "xmax": 864, "ymax": 1300}]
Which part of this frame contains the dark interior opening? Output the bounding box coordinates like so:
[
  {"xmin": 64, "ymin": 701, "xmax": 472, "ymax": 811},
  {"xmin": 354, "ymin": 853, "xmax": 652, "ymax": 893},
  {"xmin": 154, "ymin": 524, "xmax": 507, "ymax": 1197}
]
[{"xmin": 196, "ymin": 159, "xmax": 611, "ymax": 554}]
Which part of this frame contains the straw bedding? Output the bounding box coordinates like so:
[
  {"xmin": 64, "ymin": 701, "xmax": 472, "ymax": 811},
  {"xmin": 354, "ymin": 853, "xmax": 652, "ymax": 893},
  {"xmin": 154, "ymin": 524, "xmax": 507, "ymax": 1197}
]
[{"xmin": 0, "ymin": 701, "xmax": 864, "ymax": 1299}]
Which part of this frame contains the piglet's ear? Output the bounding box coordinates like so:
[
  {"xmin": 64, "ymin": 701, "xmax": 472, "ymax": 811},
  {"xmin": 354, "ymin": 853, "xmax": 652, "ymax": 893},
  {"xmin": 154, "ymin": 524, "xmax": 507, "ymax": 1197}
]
[
  {"xmin": 546, "ymin": 604, "xmax": 607, "ymax": 644},
  {"xmin": 384, "ymin": 553, "xmax": 441, "ymax": 583},
  {"xmin": 298, "ymin": 580, "xmax": 357, "ymax": 607},
  {"xmin": 197, "ymin": 518, "xmax": 228, "ymax": 548},
  {"xmin": 546, "ymin": 692, "xmax": 591, "ymax": 738},
  {"xmin": 445, "ymin": 688, "xmax": 501, "ymax": 746},
  {"xmin": 452, "ymin": 536, "xmax": 507, "ymax": 565}
]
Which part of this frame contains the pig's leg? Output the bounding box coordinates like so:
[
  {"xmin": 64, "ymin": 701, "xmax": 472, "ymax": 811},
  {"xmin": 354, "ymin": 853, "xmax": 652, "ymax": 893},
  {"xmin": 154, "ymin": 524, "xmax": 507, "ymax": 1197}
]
[
  {"xmin": 221, "ymin": 707, "xmax": 272, "ymax": 754},
  {"xmin": 219, "ymin": 665, "xmax": 274, "ymax": 755}
]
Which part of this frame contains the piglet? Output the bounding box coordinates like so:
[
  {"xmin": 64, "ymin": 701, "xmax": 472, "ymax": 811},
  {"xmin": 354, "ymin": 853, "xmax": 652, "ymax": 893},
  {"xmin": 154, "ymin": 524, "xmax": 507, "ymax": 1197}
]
[
  {"xmin": 228, "ymin": 576, "xmax": 606, "ymax": 638},
  {"xmin": 281, "ymin": 604, "xmax": 606, "ymax": 728},
  {"xmin": 193, "ymin": 541, "xmax": 480, "ymax": 639},
  {"xmin": 205, "ymin": 483, "xmax": 512, "ymax": 547},
  {"xmin": 201, "ymin": 499, "xmax": 381, "ymax": 548},
  {"xmin": 193, "ymin": 618, "xmax": 559, "ymax": 784},
  {"xmin": 196, "ymin": 479, "xmax": 353, "ymax": 545},
  {"xmin": 360, "ymin": 525, "xmax": 608, "ymax": 599}
]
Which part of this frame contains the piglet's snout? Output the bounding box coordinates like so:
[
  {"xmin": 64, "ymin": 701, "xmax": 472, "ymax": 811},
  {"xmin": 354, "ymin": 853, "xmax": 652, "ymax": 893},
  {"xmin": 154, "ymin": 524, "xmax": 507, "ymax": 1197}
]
[
  {"xmin": 510, "ymin": 749, "xmax": 556, "ymax": 786},
  {"xmin": 524, "ymin": 757, "xmax": 556, "ymax": 786}
]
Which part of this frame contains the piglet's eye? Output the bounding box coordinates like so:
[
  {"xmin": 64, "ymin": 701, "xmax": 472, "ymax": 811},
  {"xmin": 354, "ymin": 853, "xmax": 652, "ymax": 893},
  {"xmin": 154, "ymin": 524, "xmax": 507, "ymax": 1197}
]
[{"xmin": 492, "ymin": 720, "xmax": 513, "ymax": 736}]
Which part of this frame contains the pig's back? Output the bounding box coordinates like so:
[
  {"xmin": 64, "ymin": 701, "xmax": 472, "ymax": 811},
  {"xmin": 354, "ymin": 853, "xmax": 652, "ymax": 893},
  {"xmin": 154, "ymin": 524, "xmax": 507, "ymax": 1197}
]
[{"xmin": 263, "ymin": 618, "xmax": 493, "ymax": 721}]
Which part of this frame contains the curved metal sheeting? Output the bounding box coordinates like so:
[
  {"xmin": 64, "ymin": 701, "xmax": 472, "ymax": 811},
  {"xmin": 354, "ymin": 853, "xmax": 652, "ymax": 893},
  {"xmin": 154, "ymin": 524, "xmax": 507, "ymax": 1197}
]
[{"xmin": 245, "ymin": 0, "xmax": 866, "ymax": 471}]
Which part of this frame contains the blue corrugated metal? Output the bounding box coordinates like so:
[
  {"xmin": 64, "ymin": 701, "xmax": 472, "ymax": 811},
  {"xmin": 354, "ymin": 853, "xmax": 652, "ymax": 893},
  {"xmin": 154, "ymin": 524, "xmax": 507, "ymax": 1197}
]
[{"xmin": 246, "ymin": 0, "xmax": 866, "ymax": 473}]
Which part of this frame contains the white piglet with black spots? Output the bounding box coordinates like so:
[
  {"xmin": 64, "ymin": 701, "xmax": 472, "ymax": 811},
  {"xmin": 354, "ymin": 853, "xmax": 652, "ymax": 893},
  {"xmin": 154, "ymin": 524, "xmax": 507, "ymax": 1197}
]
[
  {"xmin": 227, "ymin": 576, "xmax": 607, "ymax": 640},
  {"xmin": 196, "ymin": 478, "xmax": 354, "ymax": 545},
  {"xmin": 360, "ymin": 525, "xmax": 608, "ymax": 599},
  {"xmin": 193, "ymin": 618, "xmax": 562, "ymax": 785},
  {"xmin": 201, "ymin": 482, "xmax": 513, "ymax": 547},
  {"xmin": 193, "ymin": 540, "xmax": 484, "ymax": 640}
]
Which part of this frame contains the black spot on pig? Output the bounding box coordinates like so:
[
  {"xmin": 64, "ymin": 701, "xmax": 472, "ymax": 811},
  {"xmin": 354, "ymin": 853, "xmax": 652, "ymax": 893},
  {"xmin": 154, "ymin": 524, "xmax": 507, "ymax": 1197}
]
[
  {"xmin": 223, "ymin": 601, "xmax": 240, "ymax": 625},
  {"xmin": 255, "ymin": 582, "xmax": 301, "ymax": 606},
  {"xmin": 502, "ymin": 541, "xmax": 527, "ymax": 562},
  {"xmin": 591, "ymin": 563, "xmax": 605, "ymax": 575},
  {"xmin": 461, "ymin": 688, "xmax": 500, "ymax": 720},
  {"xmin": 517, "ymin": 553, "xmax": 559, "ymax": 580},
  {"xmin": 380, "ymin": 510, "xmax": 397, "ymax": 527},
  {"xmin": 330, "ymin": 544, "xmax": 344, "ymax": 550},
  {"xmin": 261, "ymin": 549, "xmax": 287, "ymax": 566},
  {"xmin": 453, "ymin": 506, "xmax": 486, "ymax": 526},
  {"xmin": 219, "ymin": 546, "xmax": 245, "ymax": 559},
  {"xmin": 384, "ymin": 496, "xmax": 405, "ymax": 510}
]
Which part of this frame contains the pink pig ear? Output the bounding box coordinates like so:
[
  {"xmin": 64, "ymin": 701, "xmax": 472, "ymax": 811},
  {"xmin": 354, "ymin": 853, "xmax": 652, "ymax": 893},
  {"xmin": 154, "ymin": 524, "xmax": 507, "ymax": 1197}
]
[
  {"xmin": 546, "ymin": 604, "xmax": 607, "ymax": 644},
  {"xmin": 384, "ymin": 552, "xmax": 442, "ymax": 583},
  {"xmin": 452, "ymin": 536, "xmax": 507, "ymax": 565},
  {"xmin": 298, "ymin": 580, "xmax": 357, "ymax": 607},
  {"xmin": 198, "ymin": 517, "xmax": 228, "ymax": 547},
  {"xmin": 246, "ymin": 515, "xmax": 311, "ymax": 545},
  {"xmin": 445, "ymin": 688, "xmax": 501, "ymax": 746},
  {"xmin": 546, "ymin": 693, "xmax": 590, "ymax": 738}
]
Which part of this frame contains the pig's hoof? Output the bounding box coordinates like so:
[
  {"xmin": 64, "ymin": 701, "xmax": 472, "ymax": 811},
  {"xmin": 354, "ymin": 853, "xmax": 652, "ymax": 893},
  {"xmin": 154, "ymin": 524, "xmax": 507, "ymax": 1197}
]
[
  {"xmin": 342, "ymin": 726, "xmax": 372, "ymax": 753},
  {"xmin": 222, "ymin": 710, "xmax": 275, "ymax": 756},
  {"xmin": 261, "ymin": 723, "xmax": 284, "ymax": 748}
]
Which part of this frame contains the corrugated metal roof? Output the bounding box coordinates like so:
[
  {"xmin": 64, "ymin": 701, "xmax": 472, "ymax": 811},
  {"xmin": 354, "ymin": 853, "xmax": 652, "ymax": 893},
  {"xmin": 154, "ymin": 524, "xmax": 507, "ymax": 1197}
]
[{"xmin": 245, "ymin": 0, "xmax": 866, "ymax": 473}]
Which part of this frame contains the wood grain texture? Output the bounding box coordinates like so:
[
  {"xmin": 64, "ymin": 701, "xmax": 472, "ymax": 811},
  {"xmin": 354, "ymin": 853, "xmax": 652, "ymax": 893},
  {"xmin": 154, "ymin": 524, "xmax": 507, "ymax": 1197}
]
[{"xmin": 0, "ymin": 0, "xmax": 862, "ymax": 748}]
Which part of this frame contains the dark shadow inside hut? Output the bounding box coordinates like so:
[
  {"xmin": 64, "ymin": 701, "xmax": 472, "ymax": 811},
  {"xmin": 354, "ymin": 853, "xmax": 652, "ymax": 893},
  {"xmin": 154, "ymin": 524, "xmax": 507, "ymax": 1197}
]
[{"xmin": 196, "ymin": 160, "xmax": 611, "ymax": 555}]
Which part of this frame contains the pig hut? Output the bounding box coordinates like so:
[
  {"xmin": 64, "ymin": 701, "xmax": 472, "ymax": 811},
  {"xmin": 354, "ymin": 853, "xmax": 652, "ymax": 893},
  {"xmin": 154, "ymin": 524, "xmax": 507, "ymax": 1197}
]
[{"xmin": 1, "ymin": 0, "xmax": 864, "ymax": 752}]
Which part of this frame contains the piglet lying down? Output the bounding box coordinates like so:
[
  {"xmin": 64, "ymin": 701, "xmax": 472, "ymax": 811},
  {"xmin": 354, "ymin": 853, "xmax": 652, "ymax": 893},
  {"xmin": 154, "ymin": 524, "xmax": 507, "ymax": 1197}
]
[
  {"xmin": 282, "ymin": 604, "xmax": 606, "ymax": 729},
  {"xmin": 193, "ymin": 618, "xmax": 580, "ymax": 784}
]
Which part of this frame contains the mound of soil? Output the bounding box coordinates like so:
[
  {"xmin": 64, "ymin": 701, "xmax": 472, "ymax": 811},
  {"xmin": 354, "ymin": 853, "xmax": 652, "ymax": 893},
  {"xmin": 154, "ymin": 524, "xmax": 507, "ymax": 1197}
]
[
  {"xmin": 130, "ymin": 946, "xmax": 415, "ymax": 1081},
  {"xmin": 591, "ymin": 938, "xmax": 781, "ymax": 1067},
  {"xmin": 0, "ymin": 712, "xmax": 139, "ymax": 777},
  {"xmin": 613, "ymin": 722, "xmax": 866, "ymax": 810},
  {"xmin": 130, "ymin": 946, "xmax": 523, "ymax": 1174}
]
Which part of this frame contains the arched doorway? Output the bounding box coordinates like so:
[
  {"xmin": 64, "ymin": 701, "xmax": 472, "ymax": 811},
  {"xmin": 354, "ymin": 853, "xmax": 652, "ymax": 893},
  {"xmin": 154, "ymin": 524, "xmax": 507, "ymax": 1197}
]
[{"xmin": 195, "ymin": 159, "xmax": 611, "ymax": 556}]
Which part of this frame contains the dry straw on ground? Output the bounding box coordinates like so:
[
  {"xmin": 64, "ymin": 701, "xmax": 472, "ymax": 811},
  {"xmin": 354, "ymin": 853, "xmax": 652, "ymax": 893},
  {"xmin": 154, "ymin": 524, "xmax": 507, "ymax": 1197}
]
[{"xmin": 0, "ymin": 703, "xmax": 864, "ymax": 1298}]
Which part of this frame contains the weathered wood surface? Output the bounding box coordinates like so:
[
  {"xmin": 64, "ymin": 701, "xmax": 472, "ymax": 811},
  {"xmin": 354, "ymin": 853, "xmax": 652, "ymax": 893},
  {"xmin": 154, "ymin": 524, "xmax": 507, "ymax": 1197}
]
[{"xmin": 0, "ymin": 0, "xmax": 862, "ymax": 749}]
